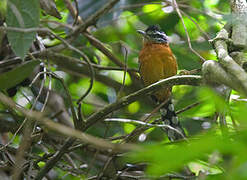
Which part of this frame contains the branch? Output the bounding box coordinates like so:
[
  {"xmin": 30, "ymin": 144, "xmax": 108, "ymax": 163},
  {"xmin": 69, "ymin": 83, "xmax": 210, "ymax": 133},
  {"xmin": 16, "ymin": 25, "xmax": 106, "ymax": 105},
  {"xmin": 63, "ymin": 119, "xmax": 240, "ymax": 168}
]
[
  {"xmin": 84, "ymin": 75, "xmax": 202, "ymax": 129},
  {"xmin": 63, "ymin": 0, "xmax": 141, "ymax": 88},
  {"xmin": 172, "ymin": 0, "xmax": 206, "ymax": 63},
  {"xmin": 230, "ymin": 0, "xmax": 247, "ymax": 71},
  {"xmin": 12, "ymin": 118, "xmax": 33, "ymax": 180},
  {"xmin": 83, "ymin": 32, "xmax": 140, "ymax": 81},
  {"xmin": 230, "ymin": 52, "xmax": 247, "ymax": 72},
  {"xmin": 230, "ymin": 0, "xmax": 247, "ymax": 48},
  {"xmin": 105, "ymin": 118, "xmax": 185, "ymax": 139},
  {"xmin": 212, "ymin": 29, "xmax": 247, "ymax": 95},
  {"xmin": 0, "ymin": 92, "xmax": 139, "ymax": 152},
  {"xmin": 43, "ymin": 51, "xmax": 138, "ymax": 72},
  {"xmin": 4, "ymin": 50, "xmax": 136, "ymax": 93},
  {"xmin": 1, "ymin": 26, "xmax": 96, "ymax": 130},
  {"xmin": 202, "ymin": 60, "xmax": 243, "ymax": 90},
  {"xmin": 70, "ymin": 0, "xmax": 120, "ymax": 36},
  {"xmin": 35, "ymin": 138, "xmax": 75, "ymax": 180},
  {"xmin": 203, "ymin": 1, "xmax": 247, "ymax": 97}
]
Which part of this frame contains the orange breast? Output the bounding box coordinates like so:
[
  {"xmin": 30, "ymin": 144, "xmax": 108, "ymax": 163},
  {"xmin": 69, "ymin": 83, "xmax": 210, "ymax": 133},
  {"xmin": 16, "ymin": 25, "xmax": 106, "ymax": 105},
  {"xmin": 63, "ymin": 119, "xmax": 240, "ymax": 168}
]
[{"xmin": 139, "ymin": 43, "xmax": 177, "ymax": 102}]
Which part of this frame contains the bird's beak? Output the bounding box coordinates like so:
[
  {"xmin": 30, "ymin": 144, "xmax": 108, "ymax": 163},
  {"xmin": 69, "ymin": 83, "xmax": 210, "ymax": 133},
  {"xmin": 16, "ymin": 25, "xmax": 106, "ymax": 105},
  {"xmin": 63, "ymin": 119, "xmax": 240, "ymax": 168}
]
[{"xmin": 137, "ymin": 30, "xmax": 146, "ymax": 36}]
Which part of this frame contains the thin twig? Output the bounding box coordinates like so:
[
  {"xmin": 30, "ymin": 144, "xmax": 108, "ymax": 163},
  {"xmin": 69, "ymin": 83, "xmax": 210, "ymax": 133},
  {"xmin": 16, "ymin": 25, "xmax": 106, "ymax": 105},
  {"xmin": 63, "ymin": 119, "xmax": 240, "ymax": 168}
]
[
  {"xmin": 90, "ymin": 121, "xmax": 112, "ymax": 178},
  {"xmin": 40, "ymin": 51, "xmax": 138, "ymax": 72},
  {"xmin": 122, "ymin": 98, "xmax": 169, "ymax": 143},
  {"xmin": 75, "ymin": 48, "xmax": 94, "ymax": 105},
  {"xmin": 0, "ymin": 93, "xmax": 140, "ymax": 180},
  {"xmin": 62, "ymin": 0, "xmax": 95, "ymax": 126},
  {"xmin": 97, "ymin": 157, "xmax": 114, "ymax": 180},
  {"xmin": 176, "ymin": 101, "xmax": 201, "ymax": 114},
  {"xmin": 12, "ymin": 119, "xmax": 33, "ymax": 180},
  {"xmin": 170, "ymin": 2, "xmax": 224, "ymax": 21},
  {"xmin": 117, "ymin": 46, "xmax": 128, "ymax": 98},
  {"xmin": 50, "ymin": 110, "xmax": 64, "ymax": 119},
  {"xmin": 180, "ymin": 10, "xmax": 210, "ymax": 41},
  {"xmin": 40, "ymin": 19, "xmax": 74, "ymax": 30},
  {"xmin": 70, "ymin": 0, "xmax": 120, "ymax": 36},
  {"xmin": 0, "ymin": 94, "xmax": 140, "ymax": 152},
  {"xmin": 172, "ymin": 0, "xmax": 206, "ymax": 63},
  {"xmin": 48, "ymin": 72, "xmax": 79, "ymax": 129},
  {"xmin": 35, "ymin": 138, "xmax": 75, "ymax": 180},
  {"xmin": 30, "ymin": 71, "xmax": 79, "ymax": 129},
  {"xmin": 1, "ymin": 27, "xmax": 95, "ymax": 121},
  {"xmin": 73, "ymin": 0, "xmax": 79, "ymax": 25},
  {"xmin": 2, "ymin": 61, "xmax": 46, "ymax": 149},
  {"xmin": 83, "ymin": 32, "xmax": 140, "ymax": 81},
  {"xmin": 105, "ymin": 118, "xmax": 185, "ymax": 138},
  {"xmin": 41, "ymin": 74, "xmax": 52, "ymax": 112}
]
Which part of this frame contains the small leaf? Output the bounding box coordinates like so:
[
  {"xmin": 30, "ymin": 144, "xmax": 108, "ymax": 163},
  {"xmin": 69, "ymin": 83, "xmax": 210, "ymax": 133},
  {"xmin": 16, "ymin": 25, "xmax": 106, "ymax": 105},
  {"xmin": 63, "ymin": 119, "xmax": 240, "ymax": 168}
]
[
  {"xmin": 6, "ymin": 0, "xmax": 40, "ymax": 59},
  {"xmin": 0, "ymin": 60, "xmax": 40, "ymax": 90}
]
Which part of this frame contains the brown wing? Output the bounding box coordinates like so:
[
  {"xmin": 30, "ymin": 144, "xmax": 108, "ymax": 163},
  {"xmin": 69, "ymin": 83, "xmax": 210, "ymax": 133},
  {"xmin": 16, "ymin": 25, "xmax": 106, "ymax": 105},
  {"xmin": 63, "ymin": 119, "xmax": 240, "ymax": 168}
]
[{"xmin": 138, "ymin": 43, "xmax": 177, "ymax": 102}]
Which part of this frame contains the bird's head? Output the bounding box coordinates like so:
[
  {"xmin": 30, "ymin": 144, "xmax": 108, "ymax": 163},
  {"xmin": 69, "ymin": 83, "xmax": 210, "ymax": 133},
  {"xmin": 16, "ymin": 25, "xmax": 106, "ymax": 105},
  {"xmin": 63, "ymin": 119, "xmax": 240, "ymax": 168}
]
[{"xmin": 137, "ymin": 25, "xmax": 169, "ymax": 44}]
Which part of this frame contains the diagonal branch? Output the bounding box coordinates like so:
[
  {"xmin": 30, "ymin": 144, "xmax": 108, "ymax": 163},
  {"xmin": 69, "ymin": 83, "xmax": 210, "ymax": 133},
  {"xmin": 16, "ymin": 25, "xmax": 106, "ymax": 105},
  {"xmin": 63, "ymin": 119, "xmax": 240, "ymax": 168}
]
[
  {"xmin": 212, "ymin": 29, "xmax": 247, "ymax": 95},
  {"xmin": 84, "ymin": 32, "xmax": 140, "ymax": 81},
  {"xmin": 69, "ymin": 0, "xmax": 120, "ymax": 37},
  {"xmin": 84, "ymin": 75, "xmax": 202, "ymax": 130},
  {"xmin": 203, "ymin": 1, "xmax": 247, "ymax": 97},
  {"xmin": 172, "ymin": 0, "xmax": 206, "ymax": 64}
]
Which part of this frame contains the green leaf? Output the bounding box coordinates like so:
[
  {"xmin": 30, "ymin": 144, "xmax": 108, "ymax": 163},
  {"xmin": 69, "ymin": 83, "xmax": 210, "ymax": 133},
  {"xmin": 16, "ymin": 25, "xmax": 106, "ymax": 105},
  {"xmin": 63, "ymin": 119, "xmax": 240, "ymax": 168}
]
[
  {"xmin": 128, "ymin": 131, "xmax": 243, "ymax": 176},
  {"xmin": 6, "ymin": 0, "xmax": 40, "ymax": 59},
  {"xmin": 0, "ymin": 0, "xmax": 7, "ymax": 21},
  {"xmin": 0, "ymin": 60, "xmax": 40, "ymax": 90}
]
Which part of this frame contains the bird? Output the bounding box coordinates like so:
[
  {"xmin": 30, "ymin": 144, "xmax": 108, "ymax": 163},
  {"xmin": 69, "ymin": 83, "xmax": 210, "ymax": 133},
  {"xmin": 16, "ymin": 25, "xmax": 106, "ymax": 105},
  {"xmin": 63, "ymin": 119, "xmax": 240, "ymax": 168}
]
[{"xmin": 137, "ymin": 25, "xmax": 185, "ymax": 141}]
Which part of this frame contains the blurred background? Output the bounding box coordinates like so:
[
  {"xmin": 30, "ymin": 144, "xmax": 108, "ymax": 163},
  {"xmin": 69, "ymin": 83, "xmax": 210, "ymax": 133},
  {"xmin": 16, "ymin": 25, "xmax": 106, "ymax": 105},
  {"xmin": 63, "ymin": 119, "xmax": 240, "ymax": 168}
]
[{"xmin": 1, "ymin": 0, "xmax": 247, "ymax": 179}]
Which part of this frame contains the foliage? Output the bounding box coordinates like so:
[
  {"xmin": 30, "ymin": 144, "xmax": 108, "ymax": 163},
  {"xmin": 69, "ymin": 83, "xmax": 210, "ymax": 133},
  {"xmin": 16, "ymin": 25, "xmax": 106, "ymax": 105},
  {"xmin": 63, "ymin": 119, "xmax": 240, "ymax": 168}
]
[{"xmin": 0, "ymin": 0, "xmax": 246, "ymax": 179}]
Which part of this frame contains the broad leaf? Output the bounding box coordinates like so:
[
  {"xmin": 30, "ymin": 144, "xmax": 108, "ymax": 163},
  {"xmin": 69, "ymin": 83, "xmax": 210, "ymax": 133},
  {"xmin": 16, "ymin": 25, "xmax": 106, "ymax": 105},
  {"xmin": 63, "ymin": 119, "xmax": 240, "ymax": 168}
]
[
  {"xmin": 0, "ymin": 60, "xmax": 40, "ymax": 90},
  {"xmin": 6, "ymin": 0, "xmax": 40, "ymax": 59},
  {"xmin": 128, "ymin": 131, "xmax": 243, "ymax": 176}
]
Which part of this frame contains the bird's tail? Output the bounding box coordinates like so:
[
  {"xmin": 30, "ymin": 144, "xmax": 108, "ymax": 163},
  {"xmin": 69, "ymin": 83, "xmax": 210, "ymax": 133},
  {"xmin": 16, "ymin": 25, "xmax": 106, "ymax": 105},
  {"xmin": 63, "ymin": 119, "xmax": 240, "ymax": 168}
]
[{"xmin": 160, "ymin": 99, "xmax": 186, "ymax": 141}]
